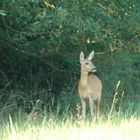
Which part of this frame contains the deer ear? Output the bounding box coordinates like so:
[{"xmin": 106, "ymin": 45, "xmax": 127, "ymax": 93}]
[
  {"xmin": 80, "ymin": 51, "xmax": 84, "ymax": 62},
  {"xmin": 88, "ymin": 50, "xmax": 94, "ymax": 60}
]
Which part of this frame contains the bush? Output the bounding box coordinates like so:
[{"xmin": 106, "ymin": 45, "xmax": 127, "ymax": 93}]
[{"xmin": 0, "ymin": 0, "xmax": 140, "ymax": 113}]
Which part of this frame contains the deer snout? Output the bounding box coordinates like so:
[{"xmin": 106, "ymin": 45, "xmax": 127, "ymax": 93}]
[{"xmin": 91, "ymin": 65, "xmax": 96, "ymax": 72}]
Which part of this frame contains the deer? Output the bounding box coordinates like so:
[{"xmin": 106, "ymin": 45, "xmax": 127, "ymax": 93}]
[{"xmin": 78, "ymin": 50, "xmax": 102, "ymax": 119}]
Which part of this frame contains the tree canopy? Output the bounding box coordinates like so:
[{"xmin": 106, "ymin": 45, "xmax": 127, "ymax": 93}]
[{"xmin": 0, "ymin": 0, "xmax": 140, "ymax": 113}]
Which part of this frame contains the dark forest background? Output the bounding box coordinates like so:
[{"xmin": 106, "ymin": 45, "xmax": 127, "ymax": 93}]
[{"xmin": 0, "ymin": 0, "xmax": 140, "ymax": 117}]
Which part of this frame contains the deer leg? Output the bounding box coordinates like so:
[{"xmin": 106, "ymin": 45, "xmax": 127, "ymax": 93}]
[
  {"xmin": 81, "ymin": 97, "xmax": 86, "ymax": 118},
  {"xmin": 96, "ymin": 97, "xmax": 101, "ymax": 117},
  {"xmin": 89, "ymin": 97, "xmax": 96, "ymax": 118}
]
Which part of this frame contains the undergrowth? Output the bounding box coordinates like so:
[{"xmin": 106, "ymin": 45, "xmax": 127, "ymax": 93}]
[{"xmin": 0, "ymin": 81, "xmax": 140, "ymax": 140}]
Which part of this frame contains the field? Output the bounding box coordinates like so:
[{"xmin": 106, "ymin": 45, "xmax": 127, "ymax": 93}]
[
  {"xmin": 1, "ymin": 114, "xmax": 140, "ymax": 140},
  {"xmin": 0, "ymin": 80, "xmax": 140, "ymax": 140},
  {"xmin": 1, "ymin": 0, "xmax": 140, "ymax": 139},
  {"xmin": 1, "ymin": 97, "xmax": 140, "ymax": 140}
]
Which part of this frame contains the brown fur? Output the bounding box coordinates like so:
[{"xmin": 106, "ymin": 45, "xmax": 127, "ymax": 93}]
[{"xmin": 78, "ymin": 51, "xmax": 102, "ymax": 118}]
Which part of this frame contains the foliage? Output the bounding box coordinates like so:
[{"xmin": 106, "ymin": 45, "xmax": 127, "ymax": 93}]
[{"xmin": 0, "ymin": 0, "xmax": 140, "ymax": 113}]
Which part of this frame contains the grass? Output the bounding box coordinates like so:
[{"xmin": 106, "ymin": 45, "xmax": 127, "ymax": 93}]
[
  {"xmin": 0, "ymin": 105, "xmax": 140, "ymax": 140},
  {"xmin": 0, "ymin": 81, "xmax": 140, "ymax": 140},
  {"xmin": 0, "ymin": 115, "xmax": 140, "ymax": 140}
]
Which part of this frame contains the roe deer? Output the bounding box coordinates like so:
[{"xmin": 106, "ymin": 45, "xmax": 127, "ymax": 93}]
[{"xmin": 78, "ymin": 50, "xmax": 102, "ymax": 119}]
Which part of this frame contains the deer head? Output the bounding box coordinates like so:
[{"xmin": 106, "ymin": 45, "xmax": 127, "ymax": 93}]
[{"xmin": 80, "ymin": 51, "xmax": 96, "ymax": 73}]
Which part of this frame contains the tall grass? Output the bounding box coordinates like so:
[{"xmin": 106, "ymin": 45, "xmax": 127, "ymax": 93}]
[
  {"xmin": 0, "ymin": 81, "xmax": 140, "ymax": 140},
  {"xmin": 0, "ymin": 110, "xmax": 140, "ymax": 140}
]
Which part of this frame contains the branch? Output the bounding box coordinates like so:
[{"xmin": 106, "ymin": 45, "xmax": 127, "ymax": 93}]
[{"xmin": 0, "ymin": 40, "xmax": 63, "ymax": 72}]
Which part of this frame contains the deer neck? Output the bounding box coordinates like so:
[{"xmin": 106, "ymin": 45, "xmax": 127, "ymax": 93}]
[{"xmin": 80, "ymin": 70, "xmax": 89, "ymax": 87}]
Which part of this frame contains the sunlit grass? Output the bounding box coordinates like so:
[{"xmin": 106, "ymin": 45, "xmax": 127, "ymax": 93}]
[
  {"xmin": 0, "ymin": 112, "xmax": 140, "ymax": 140},
  {"xmin": 1, "ymin": 81, "xmax": 140, "ymax": 140}
]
